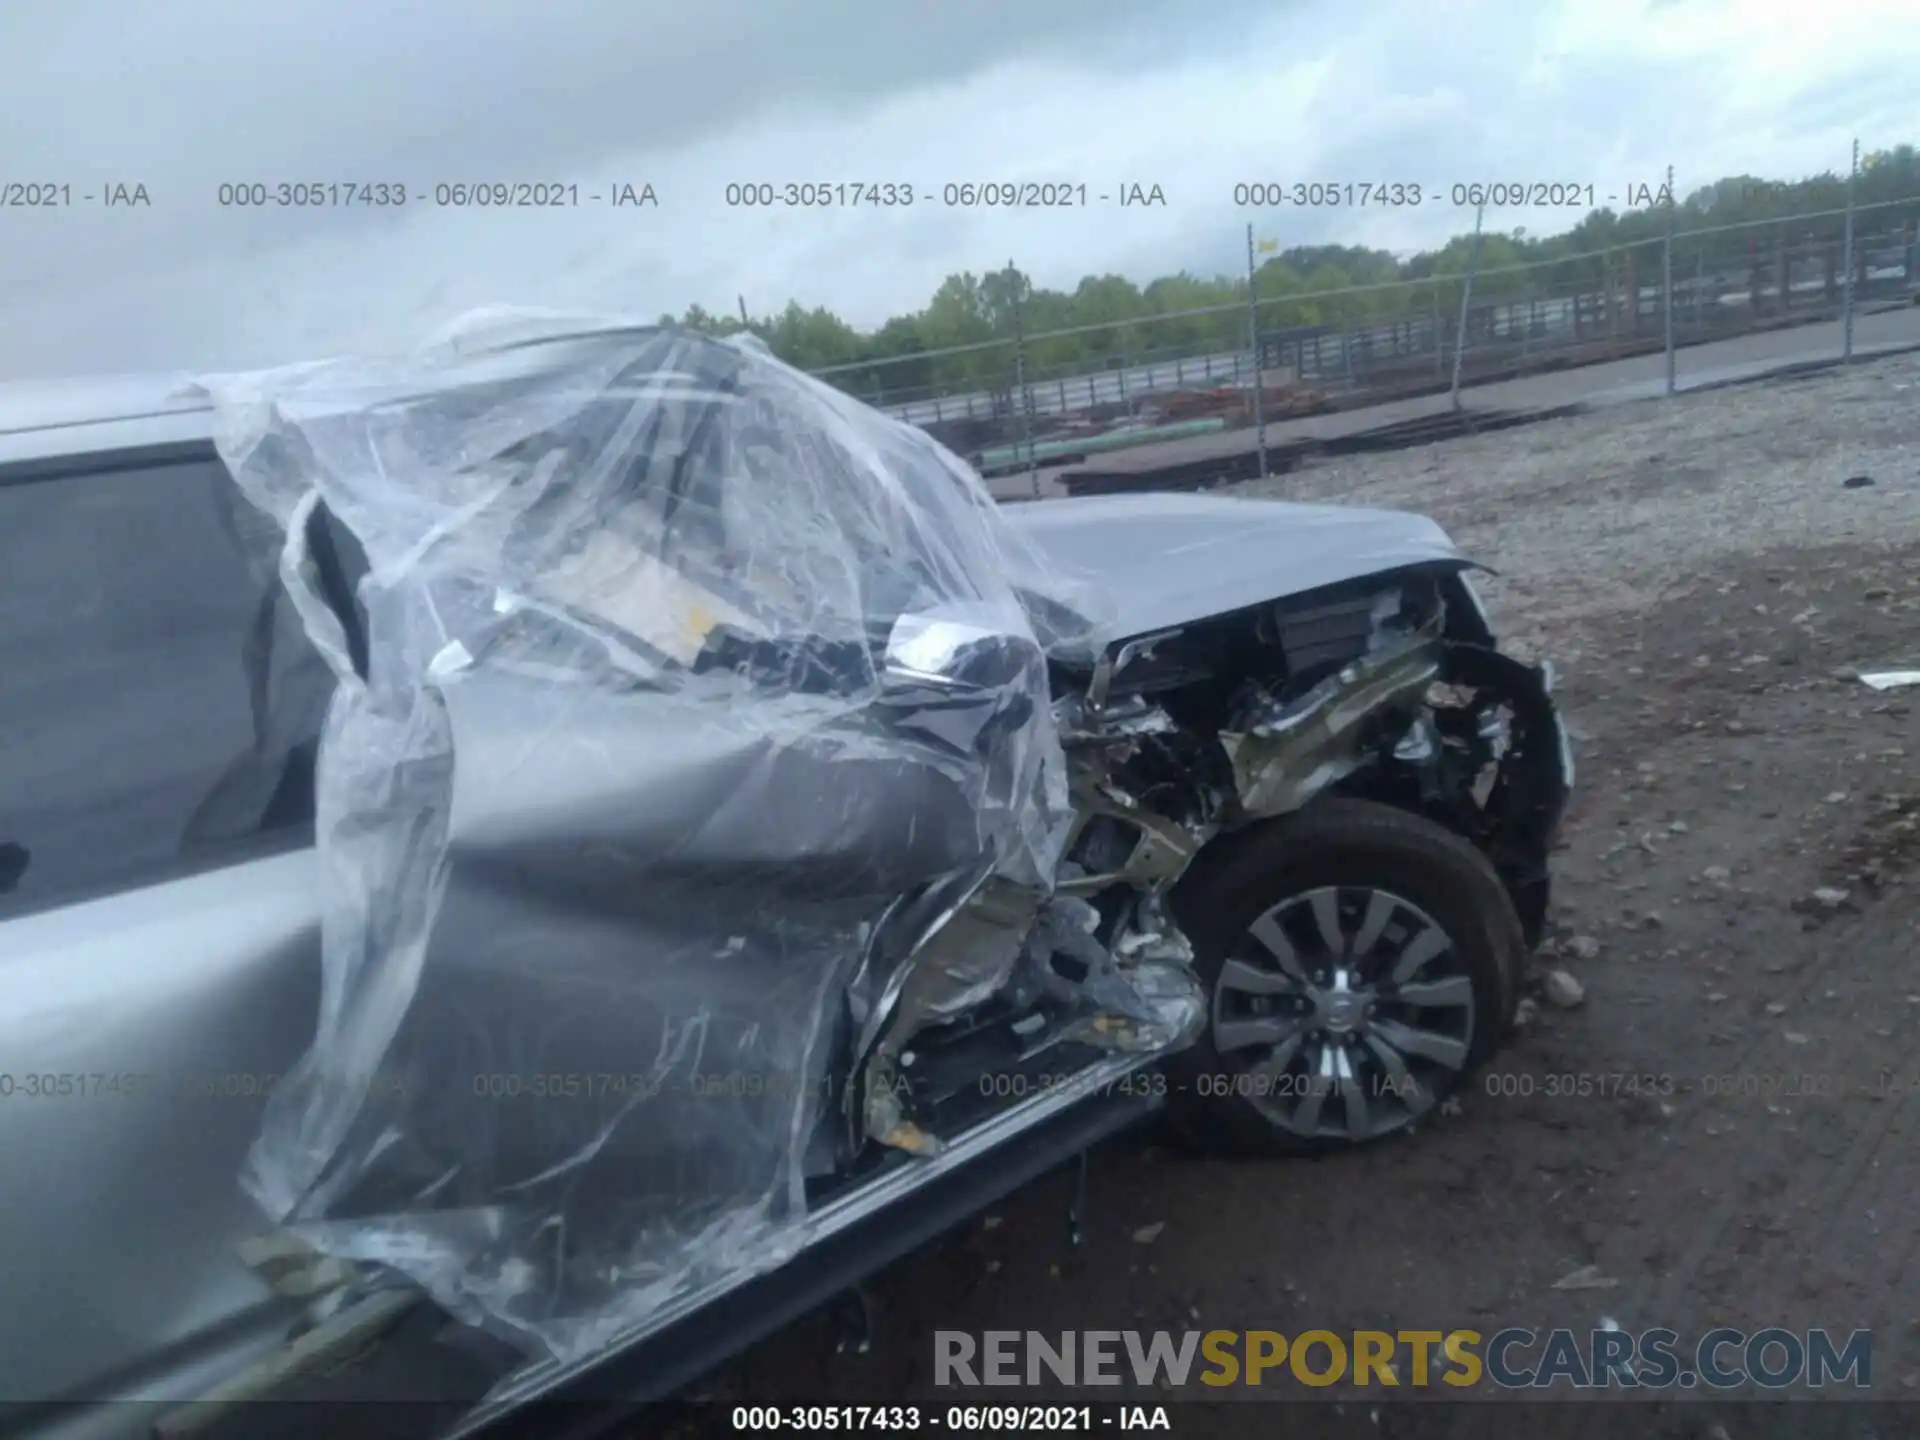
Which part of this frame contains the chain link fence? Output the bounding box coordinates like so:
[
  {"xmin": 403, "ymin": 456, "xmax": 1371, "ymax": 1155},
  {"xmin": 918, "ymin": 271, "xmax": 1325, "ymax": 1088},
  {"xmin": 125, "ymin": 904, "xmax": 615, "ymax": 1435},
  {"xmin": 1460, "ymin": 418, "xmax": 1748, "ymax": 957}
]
[{"xmin": 806, "ymin": 148, "xmax": 1920, "ymax": 477}]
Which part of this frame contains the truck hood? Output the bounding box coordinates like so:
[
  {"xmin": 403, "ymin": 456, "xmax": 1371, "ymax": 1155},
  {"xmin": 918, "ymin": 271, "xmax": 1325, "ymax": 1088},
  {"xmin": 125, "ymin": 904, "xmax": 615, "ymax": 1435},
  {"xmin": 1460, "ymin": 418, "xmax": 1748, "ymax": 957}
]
[{"xmin": 1002, "ymin": 492, "xmax": 1478, "ymax": 647}]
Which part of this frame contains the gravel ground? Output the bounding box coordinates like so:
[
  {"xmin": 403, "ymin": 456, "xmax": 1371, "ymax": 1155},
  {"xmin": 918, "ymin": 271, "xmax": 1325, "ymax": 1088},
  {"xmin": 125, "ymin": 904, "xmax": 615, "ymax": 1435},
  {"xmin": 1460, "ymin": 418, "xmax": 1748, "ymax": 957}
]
[
  {"xmin": 1232, "ymin": 351, "xmax": 1920, "ymax": 653},
  {"xmin": 708, "ymin": 353, "xmax": 1920, "ymax": 1433}
]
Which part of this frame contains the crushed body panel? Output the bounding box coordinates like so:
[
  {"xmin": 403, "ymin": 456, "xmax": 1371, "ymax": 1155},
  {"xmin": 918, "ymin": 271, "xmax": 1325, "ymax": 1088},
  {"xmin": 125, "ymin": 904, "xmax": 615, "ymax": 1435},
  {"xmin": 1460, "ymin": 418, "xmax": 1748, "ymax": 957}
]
[{"xmin": 196, "ymin": 315, "xmax": 1111, "ymax": 1363}]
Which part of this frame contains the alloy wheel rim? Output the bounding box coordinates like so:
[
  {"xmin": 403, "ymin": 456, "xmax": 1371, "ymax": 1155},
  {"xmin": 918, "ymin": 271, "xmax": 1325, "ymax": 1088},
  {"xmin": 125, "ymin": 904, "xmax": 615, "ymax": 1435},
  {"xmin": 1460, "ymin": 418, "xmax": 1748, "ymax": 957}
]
[{"xmin": 1208, "ymin": 885, "xmax": 1475, "ymax": 1141}]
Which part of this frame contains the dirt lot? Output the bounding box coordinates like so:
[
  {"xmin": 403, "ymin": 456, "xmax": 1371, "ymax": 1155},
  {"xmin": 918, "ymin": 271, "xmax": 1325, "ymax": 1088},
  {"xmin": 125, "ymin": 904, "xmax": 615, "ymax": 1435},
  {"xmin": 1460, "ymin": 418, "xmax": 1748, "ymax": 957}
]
[{"xmin": 711, "ymin": 354, "xmax": 1920, "ymax": 1432}]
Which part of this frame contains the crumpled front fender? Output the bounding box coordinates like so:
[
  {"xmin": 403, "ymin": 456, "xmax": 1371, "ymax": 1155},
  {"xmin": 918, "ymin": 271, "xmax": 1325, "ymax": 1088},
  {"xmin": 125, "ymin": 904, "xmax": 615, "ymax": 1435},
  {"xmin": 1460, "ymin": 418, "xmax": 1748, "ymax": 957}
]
[{"xmin": 1218, "ymin": 636, "xmax": 1445, "ymax": 821}]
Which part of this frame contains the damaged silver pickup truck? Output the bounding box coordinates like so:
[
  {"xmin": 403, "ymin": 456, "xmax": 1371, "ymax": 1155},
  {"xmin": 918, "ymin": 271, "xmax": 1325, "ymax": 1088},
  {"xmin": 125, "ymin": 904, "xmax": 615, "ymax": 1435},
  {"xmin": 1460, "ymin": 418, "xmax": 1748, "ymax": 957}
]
[{"xmin": 0, "ymin": 316, "xmax": 1569, "ymax": 1439}]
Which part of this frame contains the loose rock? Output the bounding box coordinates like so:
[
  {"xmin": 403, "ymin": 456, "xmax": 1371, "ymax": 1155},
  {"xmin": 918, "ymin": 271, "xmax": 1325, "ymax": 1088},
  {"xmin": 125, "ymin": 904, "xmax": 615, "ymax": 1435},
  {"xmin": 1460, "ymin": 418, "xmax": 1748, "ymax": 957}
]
[{"xmin": 1543, "ymin": 969, "xmax": 1586, "ymax": 1008}]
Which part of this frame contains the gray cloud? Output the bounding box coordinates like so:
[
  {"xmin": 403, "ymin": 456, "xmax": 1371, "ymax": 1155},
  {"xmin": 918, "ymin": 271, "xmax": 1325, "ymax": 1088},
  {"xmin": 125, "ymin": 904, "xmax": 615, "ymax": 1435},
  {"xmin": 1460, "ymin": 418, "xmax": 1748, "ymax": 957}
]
[
  {"xmin": 7, "ymin": 0, "xmax": 1276, "ymax": 182},
  {"xmin": 1, "ymin": 0, "xmax": 1278, "ymax": 314},
  {"xmin": 1, "ymin": 0, "xmax": 1913, "ymax": 382}
]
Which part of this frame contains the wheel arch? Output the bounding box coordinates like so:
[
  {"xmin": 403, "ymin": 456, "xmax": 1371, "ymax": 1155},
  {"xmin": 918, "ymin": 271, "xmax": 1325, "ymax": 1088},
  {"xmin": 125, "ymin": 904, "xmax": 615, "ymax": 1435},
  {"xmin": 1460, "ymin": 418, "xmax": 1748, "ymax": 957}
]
[{"xmin": 1158, "ymin": 794, "xmax": 1527, "ymax": 1155}]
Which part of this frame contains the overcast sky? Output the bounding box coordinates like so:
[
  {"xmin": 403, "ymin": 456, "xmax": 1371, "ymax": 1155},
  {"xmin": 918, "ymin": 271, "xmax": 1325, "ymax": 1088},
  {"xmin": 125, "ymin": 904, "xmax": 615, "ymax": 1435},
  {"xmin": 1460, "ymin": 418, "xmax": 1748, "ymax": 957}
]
[{"xmin": 3, "ymin": 0, "xmax": 1917, "ymax": 382}]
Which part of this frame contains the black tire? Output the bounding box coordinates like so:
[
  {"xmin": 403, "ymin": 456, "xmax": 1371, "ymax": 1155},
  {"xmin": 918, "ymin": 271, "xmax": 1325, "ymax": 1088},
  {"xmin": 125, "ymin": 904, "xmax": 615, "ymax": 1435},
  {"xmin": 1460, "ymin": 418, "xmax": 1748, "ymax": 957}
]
[{"xmin": 1163, "ymin": 797, "xmax": 1527, "ymax": 1156}]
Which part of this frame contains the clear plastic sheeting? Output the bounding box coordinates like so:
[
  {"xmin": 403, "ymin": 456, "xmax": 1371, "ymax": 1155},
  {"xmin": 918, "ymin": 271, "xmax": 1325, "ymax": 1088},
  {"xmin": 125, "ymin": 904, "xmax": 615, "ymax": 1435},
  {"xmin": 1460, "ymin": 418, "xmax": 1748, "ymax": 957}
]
[{"xmin": 196, "ymin": 311, "xmax": 1101, "ymax": 1362}]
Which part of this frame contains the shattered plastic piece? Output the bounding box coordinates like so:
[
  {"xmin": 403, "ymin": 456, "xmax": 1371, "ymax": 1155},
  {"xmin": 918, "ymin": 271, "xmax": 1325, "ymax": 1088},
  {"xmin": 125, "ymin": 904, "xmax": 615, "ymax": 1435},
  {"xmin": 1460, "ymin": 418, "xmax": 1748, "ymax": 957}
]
[
  {"xmin": 1551, "ymin": 1265, "xmax": 1619, "ymax": 1291},
  {"xmin": 426, "ymin": 639, "xmax": 474, "ymax": 679},
  {"xmin": 1860, "ymin": 671, "xmax": 1920, "ymax": 691},
  {"xmin": 858, "ymin": 876, "xmax": 1047, "ymax": 1155},
  {"xmin": 198, "ymin": 312, "xmax": 1104, "ymax": 1364},
  {"xmin": 1131, "ymin": 1222, "xmax": 1166, "ymax": 1244},
  {"xmin": 1597, "ymin": 1317, "xmax": 1637, "ymax": 1379},
  {"xmin": 1001, "ymin": 897, "xmax": 1205, "ymax": 1059}
]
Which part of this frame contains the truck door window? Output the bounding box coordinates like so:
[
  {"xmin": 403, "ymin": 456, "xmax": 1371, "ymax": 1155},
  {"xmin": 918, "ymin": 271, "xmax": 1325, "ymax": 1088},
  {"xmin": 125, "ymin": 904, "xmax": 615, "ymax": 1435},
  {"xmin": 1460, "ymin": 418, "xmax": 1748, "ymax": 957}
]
[{"xmin": 0, "ymin": 454, "xmax": 331, "ymax": 914}]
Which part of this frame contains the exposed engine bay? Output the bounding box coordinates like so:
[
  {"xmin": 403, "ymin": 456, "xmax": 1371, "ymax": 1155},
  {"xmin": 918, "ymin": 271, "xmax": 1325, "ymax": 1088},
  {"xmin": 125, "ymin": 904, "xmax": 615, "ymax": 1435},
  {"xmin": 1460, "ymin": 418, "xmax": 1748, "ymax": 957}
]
[{"xmin": 836, "ymin": 565, "xmax": 1569, "ymax": 1175}]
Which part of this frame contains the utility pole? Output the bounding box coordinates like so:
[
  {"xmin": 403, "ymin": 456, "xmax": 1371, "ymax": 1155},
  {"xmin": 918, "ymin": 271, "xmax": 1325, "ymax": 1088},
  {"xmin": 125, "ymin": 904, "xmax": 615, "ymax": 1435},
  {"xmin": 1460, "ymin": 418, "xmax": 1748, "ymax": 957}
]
[
  {"xmin": 1449, "ymin": 203, "xmax": 1486, "ymax": 412},
  {"xmin": 1246, "ymin": 224, "xmax": 1268, "ymax": 481},
  {"xmin": 1008, "ymin": 260, "xmax": 1039, "ymax": 497},
  {"xmin": 1842, "ymin": 138, "xmax": 1859, "ymax": 362},
  {"xmin": 1663, "ymin": 164, "xmax": 1677, "ymax": 396}
]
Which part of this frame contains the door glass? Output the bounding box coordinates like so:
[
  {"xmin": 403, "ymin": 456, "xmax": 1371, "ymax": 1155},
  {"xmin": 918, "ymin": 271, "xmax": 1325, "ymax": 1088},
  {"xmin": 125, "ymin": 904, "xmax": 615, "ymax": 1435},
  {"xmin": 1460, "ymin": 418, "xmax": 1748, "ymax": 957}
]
[{"xmin": 0, "ymin": 455, "xmax": 331, "ymax": 912}]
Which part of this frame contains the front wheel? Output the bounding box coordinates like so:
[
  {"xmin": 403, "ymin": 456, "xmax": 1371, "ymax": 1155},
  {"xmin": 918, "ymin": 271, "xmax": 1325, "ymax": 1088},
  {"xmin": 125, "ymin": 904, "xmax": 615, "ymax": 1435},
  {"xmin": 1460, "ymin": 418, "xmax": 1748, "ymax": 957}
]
[{"xmin": 1165, "ymin": 798, "xmax": 1525, "ymax": 1156}]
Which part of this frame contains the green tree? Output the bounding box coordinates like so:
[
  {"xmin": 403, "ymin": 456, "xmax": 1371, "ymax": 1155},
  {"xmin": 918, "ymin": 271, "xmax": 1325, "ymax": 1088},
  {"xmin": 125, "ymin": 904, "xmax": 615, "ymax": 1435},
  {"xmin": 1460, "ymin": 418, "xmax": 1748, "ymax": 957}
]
[{"xmin": 656, "ymin": 142, "xmax": 1920, "ymax": 399}]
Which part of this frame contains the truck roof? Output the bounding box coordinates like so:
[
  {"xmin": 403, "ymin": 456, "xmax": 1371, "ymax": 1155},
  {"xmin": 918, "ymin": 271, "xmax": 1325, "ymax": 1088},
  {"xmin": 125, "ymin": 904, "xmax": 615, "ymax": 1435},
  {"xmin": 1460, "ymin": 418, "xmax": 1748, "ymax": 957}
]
[{"xmin": 0, "ymin": 374, "xmax": 217, "ymax": 469}]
